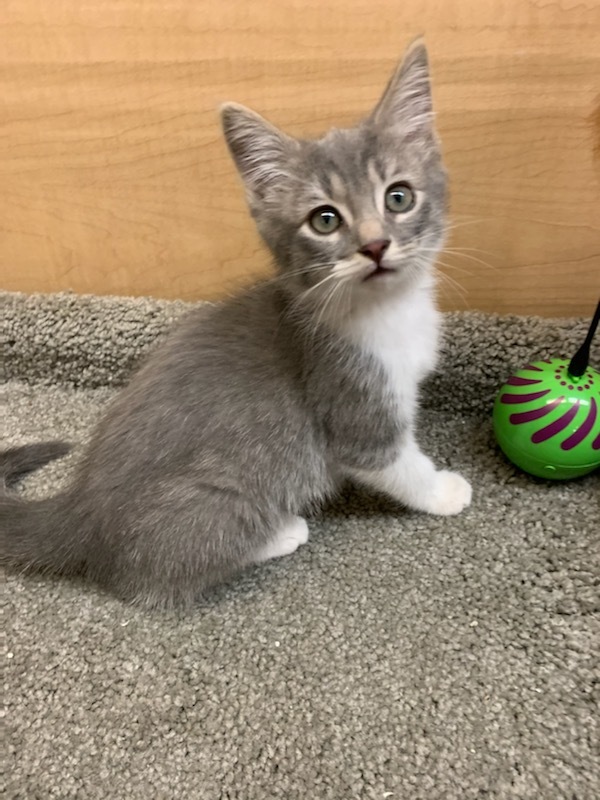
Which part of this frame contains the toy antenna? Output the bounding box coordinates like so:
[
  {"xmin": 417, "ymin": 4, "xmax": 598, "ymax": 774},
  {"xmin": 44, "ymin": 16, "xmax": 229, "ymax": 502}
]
[{"xmin": 567, "ymin": 298, "xmax": 600, "ymax": 379}]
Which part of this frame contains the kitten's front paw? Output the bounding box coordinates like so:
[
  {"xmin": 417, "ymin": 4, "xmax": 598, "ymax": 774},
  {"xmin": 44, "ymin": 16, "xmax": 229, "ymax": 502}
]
[{"xmin": 426, "ymin": 470, "xmax": 472, "ymax": 516}]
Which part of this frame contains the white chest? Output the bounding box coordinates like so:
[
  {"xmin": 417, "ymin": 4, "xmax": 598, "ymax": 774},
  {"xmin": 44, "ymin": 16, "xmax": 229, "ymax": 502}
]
[{"xmin": 342, "ymin": 287, "xmax": 440, "ymax": 408}]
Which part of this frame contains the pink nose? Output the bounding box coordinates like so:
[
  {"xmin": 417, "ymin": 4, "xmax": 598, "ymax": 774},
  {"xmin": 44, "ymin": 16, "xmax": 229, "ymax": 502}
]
[{"xmin": 359, "ymin": 239, "xmax": 390, "ymax": 265}]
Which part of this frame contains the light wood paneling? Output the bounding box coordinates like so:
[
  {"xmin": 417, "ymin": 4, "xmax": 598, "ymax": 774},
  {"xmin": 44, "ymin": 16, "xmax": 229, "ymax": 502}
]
[{"xmin": 1, "ymin": 0, "xmax": 599, "ymax": 316}]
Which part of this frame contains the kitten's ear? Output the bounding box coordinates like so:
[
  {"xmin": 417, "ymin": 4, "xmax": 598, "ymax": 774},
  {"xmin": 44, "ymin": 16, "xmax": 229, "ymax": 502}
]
[
  {"xmin": 220, "ymin": 103, "xmax": 297, "ymax": 202},
  {"xmin": 370, "ymin": 38, "xmax": 434, "ymax": 135}
]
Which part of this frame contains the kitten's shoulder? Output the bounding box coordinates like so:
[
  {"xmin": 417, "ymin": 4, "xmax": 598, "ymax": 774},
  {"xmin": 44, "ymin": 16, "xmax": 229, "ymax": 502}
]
[
  {"xmin": 157, "ymin": 280, "xmax": 295, "ymax": 376},
  {"xmin": 172, "ymin": 281, "xmax": 284, "ymax": 339}
]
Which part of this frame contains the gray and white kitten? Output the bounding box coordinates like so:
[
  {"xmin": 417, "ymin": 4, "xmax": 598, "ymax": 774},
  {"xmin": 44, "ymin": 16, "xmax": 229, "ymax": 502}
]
[{"xmin": 1, "ymin": 40, "xmax": 471, "ymax": 609}]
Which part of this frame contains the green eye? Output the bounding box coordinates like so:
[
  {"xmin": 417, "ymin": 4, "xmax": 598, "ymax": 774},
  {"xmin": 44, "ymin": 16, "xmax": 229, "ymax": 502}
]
[
  {"xmin": 308, "ymin": 206, "xmax": 342, "ymax": 235},
  {"xmin": 385, "ymin": 182, "xmax": 416, "ymax": 214}
]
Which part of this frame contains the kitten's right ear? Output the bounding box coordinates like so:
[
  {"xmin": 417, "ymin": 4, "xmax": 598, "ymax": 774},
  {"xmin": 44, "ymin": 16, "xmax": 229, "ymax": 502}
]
[
  {"xmin": 370, "ymin": 37, "xmax": 434, "ymax": 136},
  {"xmin": 220, "ymin": 103, "xmax": 297, "ymax": 202}
]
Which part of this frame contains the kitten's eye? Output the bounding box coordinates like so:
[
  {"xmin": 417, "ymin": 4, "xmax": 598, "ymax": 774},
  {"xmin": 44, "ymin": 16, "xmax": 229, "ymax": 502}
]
[
  {"xmin": 308, "ymin": 206, "xmax": 342, "ymax": 235},
  {"xmin": 385, "ymin": 182, "xmax": 416, "ymax": 214}
]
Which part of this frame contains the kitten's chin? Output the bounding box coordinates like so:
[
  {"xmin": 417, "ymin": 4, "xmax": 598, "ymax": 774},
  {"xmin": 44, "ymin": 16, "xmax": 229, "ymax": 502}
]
[
  {"xmin": 362, "ymin": 265, "xmax": 397, "ymax": 281},
  {"xmin": 359, "ymin": 261, "xmax": 433, "ymax": 296}
]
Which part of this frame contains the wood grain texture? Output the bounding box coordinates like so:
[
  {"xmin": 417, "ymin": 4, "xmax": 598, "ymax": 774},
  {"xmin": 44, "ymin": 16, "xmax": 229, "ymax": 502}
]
[{"xmin": 1, "ymin": 0, "xmax": 599, "ymax": 316}]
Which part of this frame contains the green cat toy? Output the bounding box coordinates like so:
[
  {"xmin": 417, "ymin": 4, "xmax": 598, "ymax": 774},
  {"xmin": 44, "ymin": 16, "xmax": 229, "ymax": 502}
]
[{"xmin": 493, "ymin": 300, "xmax": 600, "ymax": 480}]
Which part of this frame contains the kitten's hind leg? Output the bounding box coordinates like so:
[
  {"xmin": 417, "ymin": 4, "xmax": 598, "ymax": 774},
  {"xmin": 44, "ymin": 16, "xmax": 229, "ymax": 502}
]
[{"xmin": 254, "ymin": 515, "xmax": 309, "ymax": 563}]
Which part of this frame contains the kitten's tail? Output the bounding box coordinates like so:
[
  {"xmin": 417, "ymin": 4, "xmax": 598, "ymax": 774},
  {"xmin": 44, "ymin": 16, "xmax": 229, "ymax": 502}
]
[{"xmin": 1, "ymin": 442, "xmax": 83, "ymax": 574}]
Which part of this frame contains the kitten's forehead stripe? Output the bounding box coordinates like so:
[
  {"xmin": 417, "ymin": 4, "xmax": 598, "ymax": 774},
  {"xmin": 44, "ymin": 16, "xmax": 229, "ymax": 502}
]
[
  {"xmin": 375, "ymin": 156, "xmax": 391, "ymax": 181},
  {"xmin": 367, "ymin": 159, "xmax": 383, "ymax": 186},
  {"xmin": 329, "ymin": 173, "xmax": 347, "ymax": 198},
  {"xmin": 308, "ymin": 176, "xmax": 327, "ymax": 203}
]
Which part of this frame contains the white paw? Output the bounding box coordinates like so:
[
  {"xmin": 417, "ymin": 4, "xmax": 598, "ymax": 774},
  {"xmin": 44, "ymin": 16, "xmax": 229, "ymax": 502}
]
[
  {"xmin": 254, "ymin": 516, "xmax": 309, "ymax": 563},
  {"xmin": 426, "ymin": 470, "xmax": 472, "ymax": 516}
]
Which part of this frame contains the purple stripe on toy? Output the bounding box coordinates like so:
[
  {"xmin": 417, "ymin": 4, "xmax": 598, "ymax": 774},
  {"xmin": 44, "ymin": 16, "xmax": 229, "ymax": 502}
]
[
  {"xmin": 561, "ymin": 398, "xmax": 597, "ymax": 451},
  {"xmin": 500, "ymin": 389, "xmax": 550, "ymax": 404},
  {"xmin": 523, "ymin": 364, "xmax": 543, "ymax": 372},
  {"xmin": 592, "ymin": 431, "xmax": 600, "ymax": 451},
  {"xmin": 510, "ymin": 396, "xmax": 564, "ymax": 425},
  {"xmin": 506, "ymin": 377, "xmax": 542, "ymax": 387},
  {"xmin": 531, "ymin": 401, "xmax": 580, "ymax": 444}
]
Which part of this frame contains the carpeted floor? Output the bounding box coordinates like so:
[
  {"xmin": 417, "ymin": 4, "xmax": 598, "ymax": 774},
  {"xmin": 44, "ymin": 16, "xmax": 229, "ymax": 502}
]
[{"xmin": 3, "ymin": 290, "xmax": 599, "ymax": 800}]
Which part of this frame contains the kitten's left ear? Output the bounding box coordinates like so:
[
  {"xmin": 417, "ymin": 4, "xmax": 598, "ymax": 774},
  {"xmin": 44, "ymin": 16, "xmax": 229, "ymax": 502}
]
[
  {"xmin": 370, "ymin": 37, "xmax": 434, "ymax": 135},
  {"xmin": 220, "ymin": 103, "xmax": 298, "ymax": 203}
]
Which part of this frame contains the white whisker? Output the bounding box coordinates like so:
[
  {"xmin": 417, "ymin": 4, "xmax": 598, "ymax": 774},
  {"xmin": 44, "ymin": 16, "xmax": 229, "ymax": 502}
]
[
  {"xmin": 437, "ymin": 244, "xmax": 500, "ymax": 271},
  {"xmin": 293, "ymin": 271, "xmax": 340, "ymax": 307},
  {"xmin": 434, "ymin": 256, "xmax": 477, "ymax": 277},
  {"xmin": 418, "ymin": 243, "xmax": 499, "ymax": 273},
  {"xmin": 436, "ymin": 272, "xmax": 469, "ymax": 306}
]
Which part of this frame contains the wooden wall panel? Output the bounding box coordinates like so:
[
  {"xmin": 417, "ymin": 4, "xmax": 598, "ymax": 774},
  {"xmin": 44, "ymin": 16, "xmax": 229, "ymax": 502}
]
[{"xmin": 1, "ymin": 0, "xmax": 599, "ymax": 316}]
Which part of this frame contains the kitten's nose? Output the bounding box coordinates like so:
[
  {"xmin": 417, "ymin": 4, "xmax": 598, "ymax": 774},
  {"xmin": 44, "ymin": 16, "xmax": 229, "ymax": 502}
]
[{"xmin": 359, "ymin": 239, "xmax": 390, "ymax": 265}]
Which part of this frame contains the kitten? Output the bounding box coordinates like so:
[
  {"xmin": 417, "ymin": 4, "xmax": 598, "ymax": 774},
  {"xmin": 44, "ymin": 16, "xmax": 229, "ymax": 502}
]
[{"xmin": 1, "ymin": 40, "xmax": 471, "ymax": 609}]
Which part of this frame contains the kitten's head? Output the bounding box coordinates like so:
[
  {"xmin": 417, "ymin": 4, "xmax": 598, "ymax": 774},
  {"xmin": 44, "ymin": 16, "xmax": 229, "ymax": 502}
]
[{"xmin": 221, "ymin": 39, "xmax": 447, "ymax": 315}]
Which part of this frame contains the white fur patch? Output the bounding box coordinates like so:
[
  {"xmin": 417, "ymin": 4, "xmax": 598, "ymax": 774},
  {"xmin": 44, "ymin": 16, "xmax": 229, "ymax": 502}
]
[
  {"xmin": 339, "ymin": 278, "xmax": 440, "ymax": 413},
  {"xmin": 254, "ymin": 516, "xmax": 309, "ymax": 563}
]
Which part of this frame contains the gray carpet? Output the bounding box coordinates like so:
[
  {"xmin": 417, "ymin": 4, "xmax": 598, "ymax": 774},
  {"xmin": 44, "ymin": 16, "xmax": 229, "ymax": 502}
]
[{"xmin": 3, "ymin": 291, "xmax": 599, "ymax": 800}]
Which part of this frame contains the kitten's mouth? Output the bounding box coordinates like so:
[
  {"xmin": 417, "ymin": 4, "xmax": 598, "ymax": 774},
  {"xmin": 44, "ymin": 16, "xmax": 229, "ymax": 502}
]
[{"xmin": 363, "ymin": 265, "xmax": 397, "ymax": 281}]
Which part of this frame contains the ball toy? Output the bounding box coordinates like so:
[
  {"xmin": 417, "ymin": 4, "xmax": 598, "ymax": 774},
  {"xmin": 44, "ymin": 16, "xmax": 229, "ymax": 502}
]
[{"xmin": 493, "ymin": 300, "xmax": 600, "ymax": 480}]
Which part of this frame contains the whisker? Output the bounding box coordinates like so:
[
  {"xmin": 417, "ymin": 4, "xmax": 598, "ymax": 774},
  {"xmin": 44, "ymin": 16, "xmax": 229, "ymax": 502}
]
[
  {"xmin": 262, "ymin": 262, "xmax": 337, "ymax": 286},
  {"xmin": 314, "ymin": 279, "xmax": 346, "ymax": 333},
  {"xmin": 327, "ymin": 277, "xmax": 350, "ymax": 333},
  {"xmin": 445, "ymin": 215, "xmax": 493, "ymax": 229},
  {"xmin": 435, "ymin": 259, "xmax": 476, "ymax": 278},
  {"xmin": 436, "ymin": 272, "xmax": 469, "ymax": 307},
  {"xmin": 441, "ymin": 251, "xmax": 499, "ymax": 272},
  {"xmin": 418, "ymin": 245, "xmax": 499, "ymax": 273},
  {"xmin": 300, "ymin": 282, "xmax": 338, "ymax": 349},
  {"xmin": 412, "ymin": 253, "xmax": 469, "ymax": 307},
  {"xmin": 292, "ymin": 271, "xmax": 340, "ymax": 307},
  {"xmin": 313, "ymin": 274, "xmax": 356, "ymax": 348},
  {"xmin": 442, "ymin": 245, "xmax": 497, "ymax": 257}
]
